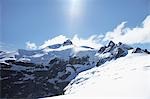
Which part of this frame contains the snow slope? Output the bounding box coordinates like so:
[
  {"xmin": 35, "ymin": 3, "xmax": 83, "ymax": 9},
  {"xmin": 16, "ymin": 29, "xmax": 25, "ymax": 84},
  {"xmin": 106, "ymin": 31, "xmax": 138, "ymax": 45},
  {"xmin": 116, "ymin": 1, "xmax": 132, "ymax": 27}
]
[{"xmin": 43, "ymin": 53, "xmax": 150, "ymax": 99}]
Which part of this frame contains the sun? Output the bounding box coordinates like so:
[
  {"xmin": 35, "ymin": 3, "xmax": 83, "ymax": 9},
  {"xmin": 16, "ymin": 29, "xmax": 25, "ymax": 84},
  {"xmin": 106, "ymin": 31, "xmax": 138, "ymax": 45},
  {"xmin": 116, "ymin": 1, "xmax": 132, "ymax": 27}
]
[
  {"xmin": 67, "ymin": 0, "xmax": 85, "ymax": 31},
  {"xmin": 71, "ymin": 0, "xmax": 79, "ymax": 4},
  {"xmin": 69, "ymin": 0, "xmax": 83, "ymax": 20}
]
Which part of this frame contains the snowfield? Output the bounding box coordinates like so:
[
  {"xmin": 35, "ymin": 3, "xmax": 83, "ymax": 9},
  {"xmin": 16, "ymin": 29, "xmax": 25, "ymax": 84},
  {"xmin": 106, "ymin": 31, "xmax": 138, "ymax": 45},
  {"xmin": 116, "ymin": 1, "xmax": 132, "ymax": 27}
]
[{"xmin": 43, "ymin": 53, "xmax": 150, "ymax": 99}]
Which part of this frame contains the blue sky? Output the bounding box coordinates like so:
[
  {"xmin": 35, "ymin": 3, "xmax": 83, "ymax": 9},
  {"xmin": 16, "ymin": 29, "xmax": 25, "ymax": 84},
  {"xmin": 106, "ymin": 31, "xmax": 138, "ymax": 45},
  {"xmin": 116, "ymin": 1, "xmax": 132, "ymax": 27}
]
[{"xmin": 1, "ymin": 0, "xmax": 150, "ymax": 50}]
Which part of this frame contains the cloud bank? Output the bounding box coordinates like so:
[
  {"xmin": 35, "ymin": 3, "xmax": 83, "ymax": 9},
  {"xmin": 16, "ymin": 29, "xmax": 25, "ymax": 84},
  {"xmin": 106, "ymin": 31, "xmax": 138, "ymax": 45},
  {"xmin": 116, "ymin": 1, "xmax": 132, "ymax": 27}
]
[
  {"xmin": 103, "ymin": 15, "xmax": 150, "ymax": 44},
  {"xmin": 39, "ymin": 34, "xmax": 103, "ymax": 50},
  {"xmin": 72, "ymin": 34, "xmax": 103, "ymax": 49},
  {"xmin": 39, "ymin": 35, "xmax": 68, "ymax": 49},
  {"xmin": 25, "ymin": 15, "xmax": 150, "ymax": 50},
  {"xmin": 26, "ymin": 41, "xmax": 37, "ymax": 50}
]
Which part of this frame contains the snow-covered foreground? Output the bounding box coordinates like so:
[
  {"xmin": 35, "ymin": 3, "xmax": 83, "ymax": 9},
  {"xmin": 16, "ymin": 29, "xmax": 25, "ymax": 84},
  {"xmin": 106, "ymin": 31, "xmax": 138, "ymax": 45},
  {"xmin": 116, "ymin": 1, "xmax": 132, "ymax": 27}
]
[{"xmin": 43, "ymin": 53, "xmax": 150, "ymax": 99}]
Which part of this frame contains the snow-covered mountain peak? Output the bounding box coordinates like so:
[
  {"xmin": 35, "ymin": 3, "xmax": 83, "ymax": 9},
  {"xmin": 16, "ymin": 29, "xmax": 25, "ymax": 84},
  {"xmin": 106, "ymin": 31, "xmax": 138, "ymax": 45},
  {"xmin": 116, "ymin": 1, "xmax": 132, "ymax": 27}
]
[
  {"xmin": 1, "ymin": 40, "xmax": 150, "ymax": 99},
  {"xmin": 107, "ymin": 40, "xmax": 115, "ymax": 47},
  {"xmin": 43, "ymin": 39, "xmax": 73, "ymax": 50},
  {"xmin": 62, "ymin": 39, "xmax": 73, "ymax": 46}
]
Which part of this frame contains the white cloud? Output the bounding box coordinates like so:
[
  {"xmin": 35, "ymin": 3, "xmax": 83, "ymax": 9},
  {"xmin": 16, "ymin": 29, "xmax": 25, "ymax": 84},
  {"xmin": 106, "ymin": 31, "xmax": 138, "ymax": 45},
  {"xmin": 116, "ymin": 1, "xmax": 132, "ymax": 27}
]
[
  {"xmin": 26, "ymin": 41, "xmax": 37, "ymax": 50},
  {"xmin": 39, "ymin": 35, "xmax": 69, "ymax": 49},
  {"xmin": 72, "ymin": 34, "xmax": 103, "ymax": 49},
  {"xmin": 103, "ymin": 15, "xmax": 150, "ymax": 44},
  {"xmin": 39, "ymin": 34, "xmax": 103, "ymax": 50},
  {"xmin": 26, "ymin": 15, "xmax": 150, "ymax": 50}
]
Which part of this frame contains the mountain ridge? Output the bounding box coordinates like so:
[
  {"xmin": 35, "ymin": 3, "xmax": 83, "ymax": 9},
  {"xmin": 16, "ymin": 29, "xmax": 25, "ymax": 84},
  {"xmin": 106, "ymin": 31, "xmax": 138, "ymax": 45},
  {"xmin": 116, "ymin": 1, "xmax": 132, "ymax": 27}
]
[{"xmin": 0, "ymin": 40, "xmax": 150, "ymax": 98}]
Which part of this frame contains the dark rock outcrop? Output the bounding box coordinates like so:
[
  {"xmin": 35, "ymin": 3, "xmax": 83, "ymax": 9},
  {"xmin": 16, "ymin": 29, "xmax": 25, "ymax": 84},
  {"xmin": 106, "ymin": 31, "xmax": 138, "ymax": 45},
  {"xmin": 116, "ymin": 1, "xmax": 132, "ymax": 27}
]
[
  {"xmin": 63, "ymin": 39, "xmax": 73, "ymax": 46},
  {"xmin": 108, "ymin": 41, "xmax": 115, "ymax": 48},
  {"xmin": 0, "ymin": 55, "xmax": 90, "ymax": 98},
  {"xmin": 98, "ymin": 46, "xmax": 106, "ymax": 54},
  {"xmin": 144, "ymin": 49, "xmax": 150, "ymax": 54},
  {"xmin": 115, "ymin": 47, "xmax": 127, "ymax": 59},
  {"xmin": 132, "ymin": 47, "xmax": 143, "ymax": 53},
  {"xmin": 132, "ymin": 48, "xmax": 150, "ymax": 54},
  {"xmin": 97, "ymin": 41, "xmax": 129, "ymax": 66}
]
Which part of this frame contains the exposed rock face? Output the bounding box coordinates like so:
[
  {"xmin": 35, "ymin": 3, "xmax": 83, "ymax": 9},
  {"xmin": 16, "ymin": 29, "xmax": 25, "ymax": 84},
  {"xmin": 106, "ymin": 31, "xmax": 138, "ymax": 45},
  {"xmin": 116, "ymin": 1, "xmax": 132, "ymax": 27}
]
[
  {"xmin": 132, "ymin": 47, "xmax": 143, "ymax": 53},
  {"xmin": 1, "ymin": 62, "xmax": 61, "ymax": 98},
  {"xmin": 144, "ymin": 49, "xmax": 150, "ymax": 54},
  {"xmin": 132, "ymin": 47, "xmax": 150, "ymax": 54},
  {"xmin": 103, "ymin": 41, "xmax": 116, "ymax": 53},
  {"xmin": 108, "ymin": 41, "xmax": 115, "ymax": 48},
  {"xmin": 44, "ymin": 39, "xmax": 73, "ymax": 50},
  {"xmin": 98, "ymin": 46, "xmax": 106, "ymax": 54},
  {"xmin": 80, "ymin": 46, "xmax": 94, "ymax": 49},
  {"xmin": 97, "ymin": 41, "xmax": 129, "ymax": 66},
  {"xmin": 0, "ymin": 56, "xmax": 91, "ymax": 98},
  {"xmin": 63, "ymin": 39, "xmax": 73, "ymax": 46},
  {"xmin": 115, "ymin": 47, "xmax": 127, "ymax": 59}
]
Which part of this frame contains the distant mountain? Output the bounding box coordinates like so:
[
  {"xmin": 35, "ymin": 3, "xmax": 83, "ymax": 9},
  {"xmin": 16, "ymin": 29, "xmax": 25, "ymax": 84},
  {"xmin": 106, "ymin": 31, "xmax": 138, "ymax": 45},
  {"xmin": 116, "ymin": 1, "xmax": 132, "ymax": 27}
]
[
  {"xmin": 0, "ymin": 40, "xmax": 150, "ymax": 98},
  {"xmin": 45, "ymin": 39, "xmax": 73, "ymax": 49}
]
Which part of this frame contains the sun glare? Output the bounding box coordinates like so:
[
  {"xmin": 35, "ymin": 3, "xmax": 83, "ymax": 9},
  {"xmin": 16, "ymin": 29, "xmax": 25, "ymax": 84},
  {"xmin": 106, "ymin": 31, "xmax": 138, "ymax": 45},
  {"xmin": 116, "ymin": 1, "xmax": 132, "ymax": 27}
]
[
  {"xmin": 69, "ymin": 0, "xmax": 83, "ymax": 20},
  {"xmin": 66, "ymin": 0, "xmax": 85, "ymax": 32}
]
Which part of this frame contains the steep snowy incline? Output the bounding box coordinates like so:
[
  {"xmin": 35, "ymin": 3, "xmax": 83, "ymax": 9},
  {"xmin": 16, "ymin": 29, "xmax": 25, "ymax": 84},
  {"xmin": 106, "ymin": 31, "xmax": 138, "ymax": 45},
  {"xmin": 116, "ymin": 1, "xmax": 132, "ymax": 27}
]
[
  {"xmin": 64, "ymin": 53, "xmax": 150, "ymax": 98},
  {"xmin": 43, "ymin": 53, "xmax": 150, "ymax": 99}
]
